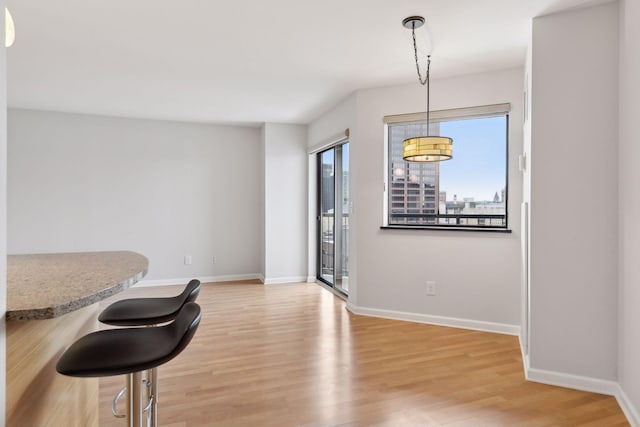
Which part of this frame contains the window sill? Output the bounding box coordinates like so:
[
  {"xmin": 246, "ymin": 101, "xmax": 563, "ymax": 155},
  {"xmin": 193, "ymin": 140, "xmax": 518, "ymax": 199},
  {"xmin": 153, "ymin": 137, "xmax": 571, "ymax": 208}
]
[{"xmin": 380, "ymin": 225, "xmax": 512, "ymax": 233}]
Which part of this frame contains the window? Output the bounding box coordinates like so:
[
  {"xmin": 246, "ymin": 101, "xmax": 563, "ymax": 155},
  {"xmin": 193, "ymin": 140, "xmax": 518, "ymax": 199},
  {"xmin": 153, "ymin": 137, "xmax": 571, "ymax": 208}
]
[{"xmin": 384, "ymin": 104, "xmax": 509, "ymax": 229}]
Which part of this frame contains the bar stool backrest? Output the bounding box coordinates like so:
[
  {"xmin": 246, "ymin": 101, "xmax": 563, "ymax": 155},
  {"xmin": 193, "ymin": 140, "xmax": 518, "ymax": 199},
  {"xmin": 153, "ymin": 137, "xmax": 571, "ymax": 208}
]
[
  {"xmin": 155, "ymin": 302, "xmax": 202, "ymax": 368},
  {"xmin": 181, "ymin": 279, "xmax": 201, "ymax": 305}
]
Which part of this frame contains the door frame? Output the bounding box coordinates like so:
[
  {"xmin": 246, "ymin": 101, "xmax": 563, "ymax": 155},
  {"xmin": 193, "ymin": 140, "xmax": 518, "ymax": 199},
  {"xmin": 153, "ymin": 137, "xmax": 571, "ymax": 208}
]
[{"xmin": 316, "ymin": 142, "xmax": 349, "ymax": 295}]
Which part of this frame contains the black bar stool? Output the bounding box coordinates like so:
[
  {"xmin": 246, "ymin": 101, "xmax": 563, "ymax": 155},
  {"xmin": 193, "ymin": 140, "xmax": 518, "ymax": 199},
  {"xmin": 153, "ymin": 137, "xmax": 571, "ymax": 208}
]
[
  {"xmin": 57, "ymin": 302, "xmax": 201, "ymax": 427},
  {"xmin": 98, "ymin": 279, "xmax": 201, "ymax": 426}
]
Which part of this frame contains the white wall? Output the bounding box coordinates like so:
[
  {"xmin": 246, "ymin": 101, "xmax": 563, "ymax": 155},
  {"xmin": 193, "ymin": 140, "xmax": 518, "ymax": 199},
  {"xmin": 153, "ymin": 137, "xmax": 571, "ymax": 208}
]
[
  {"xmin": 262, "ymin": 123, "xmax": 307, "ymax": 283},
  {"xmin": 1, "ymin": 1, "xmax": 8, "ymax": 422},
  {"xmin": 529, "ymin": 3, "xmax": 619, "ymax": 381},
  {"xmin": 7, "ymin": 109, "xmax": 261, "ymax": 282},
  {"xmin": 522, "ymin": 30, "xmax": 533, "ymax": 358},
  {"xmin": 619, "ymin": 0, "xmax": 640, "ymax": 421},
  {"xmin": 309, "ymin": 68, "xmax": 523, "ymax": 329},
  {"xmin": 259, "ymin": 125, "xmax": 266, "ymax": 280}
]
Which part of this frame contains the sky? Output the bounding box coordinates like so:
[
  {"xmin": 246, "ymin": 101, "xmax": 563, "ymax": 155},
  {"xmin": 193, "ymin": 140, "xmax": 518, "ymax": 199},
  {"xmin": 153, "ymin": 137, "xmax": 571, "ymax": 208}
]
[{"xmin": 438, "ymin": 116, "xmax": 507, "ymax": 201}]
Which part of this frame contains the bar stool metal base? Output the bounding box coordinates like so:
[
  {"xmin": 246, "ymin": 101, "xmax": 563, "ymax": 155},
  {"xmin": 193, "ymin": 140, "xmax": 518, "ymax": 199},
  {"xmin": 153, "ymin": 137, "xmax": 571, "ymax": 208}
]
[
  {"xmin": 126, "ymin": 371, "xmax": 145, "ymax": 427},
  {"xmin": 149, "ymin": 367, "xmax": 158, "ymax": 427},
  {"xmin": 113, "ymin": 369, "xmax": 157, "ymax": 427}
]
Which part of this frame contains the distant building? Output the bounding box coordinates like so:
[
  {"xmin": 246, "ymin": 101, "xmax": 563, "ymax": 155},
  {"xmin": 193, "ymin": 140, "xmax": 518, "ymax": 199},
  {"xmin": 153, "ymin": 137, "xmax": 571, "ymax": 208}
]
[
  {"xmin": 439, "ymin": 191, "xmax": 447, "ymax": 215},
  {"xmin": 388, "ymin": 125, "xmax": 440, "ymax": 224},
  {"xmin": 321, "ymin": 163, "xmax": 334, "ymax": 211}
]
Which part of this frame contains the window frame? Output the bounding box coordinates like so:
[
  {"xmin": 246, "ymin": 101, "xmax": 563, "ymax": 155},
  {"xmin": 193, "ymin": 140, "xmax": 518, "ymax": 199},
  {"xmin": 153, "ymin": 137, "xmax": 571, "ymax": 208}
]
[{"xmin": 382, "ymin": 103, "xmax": 511, "ymax": 232}]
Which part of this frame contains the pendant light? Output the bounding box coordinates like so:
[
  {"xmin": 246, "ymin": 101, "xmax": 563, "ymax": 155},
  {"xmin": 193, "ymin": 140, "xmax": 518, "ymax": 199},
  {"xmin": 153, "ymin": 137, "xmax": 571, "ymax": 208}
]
[
  {"xmin": 401, "ymin": 16, "xmax": 452, "ymax": 162},
  {"xmin": 5, "ymin": 7, "xmax": 15, "ymax": 47}
]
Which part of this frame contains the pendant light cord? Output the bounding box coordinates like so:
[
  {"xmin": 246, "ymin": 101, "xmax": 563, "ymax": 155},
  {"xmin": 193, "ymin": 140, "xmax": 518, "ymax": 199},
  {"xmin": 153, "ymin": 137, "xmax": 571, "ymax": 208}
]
[
  {"xmin": 410, "ymin": 23, "xmax": 429, "ymax": 86},
  {"xmin": 426, "ymin": 55, "xmax": 430, "ymax": 136},
  {"xmin": 410, "ymin": 23, "xmax": 431, "ymax": 135}
]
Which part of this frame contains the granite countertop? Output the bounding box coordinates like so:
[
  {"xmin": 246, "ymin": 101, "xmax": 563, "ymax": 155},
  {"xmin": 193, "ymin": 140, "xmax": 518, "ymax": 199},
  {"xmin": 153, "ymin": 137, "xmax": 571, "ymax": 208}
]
[{"xmin": 7, "ymin": 251, "xmax": 149, "ymax": 321}]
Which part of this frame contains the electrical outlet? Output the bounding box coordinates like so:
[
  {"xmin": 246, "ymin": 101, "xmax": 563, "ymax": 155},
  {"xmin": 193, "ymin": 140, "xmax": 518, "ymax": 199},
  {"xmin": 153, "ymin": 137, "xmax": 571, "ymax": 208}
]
[
  {"xmin": 426, "ymin": 281, "xmax": 436, "ymax": 296},
  {"xmin": 184, "ymin": 255, "xmax": 192, "ymax": 265}
]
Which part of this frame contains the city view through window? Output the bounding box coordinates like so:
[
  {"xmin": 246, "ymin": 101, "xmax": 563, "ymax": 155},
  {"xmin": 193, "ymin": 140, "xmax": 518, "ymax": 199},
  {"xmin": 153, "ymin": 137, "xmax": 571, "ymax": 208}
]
[
  {"xmin": 319, "ymin": 143, "xmax": 349, "ymax": 294},
  {"xmin": 388, "ymin": 115, "xmax": 508, "ymax": 227}
]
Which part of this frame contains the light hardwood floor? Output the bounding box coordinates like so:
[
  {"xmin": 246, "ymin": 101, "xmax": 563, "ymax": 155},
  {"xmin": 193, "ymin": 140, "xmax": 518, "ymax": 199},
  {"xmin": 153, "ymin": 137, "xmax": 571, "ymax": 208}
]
[{"xmin": 98, "ymin": 281, "xmax": 628, "ymax": 427}]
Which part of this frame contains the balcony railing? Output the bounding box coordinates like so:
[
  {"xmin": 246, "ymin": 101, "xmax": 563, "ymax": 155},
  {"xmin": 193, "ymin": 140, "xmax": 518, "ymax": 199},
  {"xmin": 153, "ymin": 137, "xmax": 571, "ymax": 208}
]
[
  {"xmin": 320, "ymin": 213, "xmax": 349, "ymax": 277},
  {"xmin": 390, "ymin": 213, "xmax": 506, "ymax": 227}
]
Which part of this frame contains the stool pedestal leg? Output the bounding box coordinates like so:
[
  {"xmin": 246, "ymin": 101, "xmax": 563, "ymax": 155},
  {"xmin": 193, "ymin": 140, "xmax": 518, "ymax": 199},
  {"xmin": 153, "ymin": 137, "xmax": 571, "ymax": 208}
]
[
  {"xmin": 126, "ymin": 372, "xmax": 144, "ymax": 427},
  {"xmin": 150, "ymin": 367, "xmax": 159, "ymax": 427}
]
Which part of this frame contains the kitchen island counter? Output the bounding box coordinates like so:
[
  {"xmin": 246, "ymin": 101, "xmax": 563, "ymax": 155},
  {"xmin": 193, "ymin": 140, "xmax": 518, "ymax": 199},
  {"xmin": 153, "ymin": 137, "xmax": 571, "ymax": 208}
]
[
  {"xmin": 6, "ymin": 250, "xmax": 149, "ymax": 426},
  {"xmin": 7, "ymin": 251, "xmax": 148, "ymax": 320}
]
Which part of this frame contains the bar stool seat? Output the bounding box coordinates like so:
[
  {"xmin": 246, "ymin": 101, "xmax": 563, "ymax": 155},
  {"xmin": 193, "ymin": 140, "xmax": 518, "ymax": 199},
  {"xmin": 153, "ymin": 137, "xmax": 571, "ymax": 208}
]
[
  {"xmin": 98, "ymin": 279, "xmax": 200, "ymax": 326},
  {"xmin": 57, "ymin": 302, "xmax": 201, "ymax": 377}
]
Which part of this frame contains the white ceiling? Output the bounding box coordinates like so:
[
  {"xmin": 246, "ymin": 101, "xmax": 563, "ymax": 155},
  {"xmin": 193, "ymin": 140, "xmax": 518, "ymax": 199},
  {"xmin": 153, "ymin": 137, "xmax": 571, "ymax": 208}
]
[{"xmin": 6, "ymin": 0, "xmax": 610, "ymax": 126}]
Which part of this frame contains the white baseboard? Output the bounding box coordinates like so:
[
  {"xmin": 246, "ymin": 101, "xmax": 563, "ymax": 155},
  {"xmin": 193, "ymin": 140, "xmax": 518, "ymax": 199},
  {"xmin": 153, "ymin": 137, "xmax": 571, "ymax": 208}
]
[
  {"xmin": 346, "ymin": 302, "xmax": 520, "ymax": 336},
  {"xmin": 616, "ymin": 386, "xmax": 640, "ymax": 427},
  {"xmin": 525, "ymin": 367, "xmax": 620, "ymax": 396},
  {"xmin": 138, "ymin": 274, "xmax": 311, "ymax": 287},
  {"xmin": 519, "ymin": 334, "xmax": 529, "ymax": 369},
  {"xmin": 136, "ymin": 273, "xmax": 261, "ymax": 287},
  {"xmin": 522, "ymin": 363, "xmax": 638, "ymax": 426},
  {"xmin": 519, "ymin": 334, "xmax": 637, "ymax": 426},
  {"xmin": 262, "ymin": 276, "xmax": 307, "ymax": 285},
  {"xmin": 306, "ymin": 276, "xmax": 316, "ymax": 283}
]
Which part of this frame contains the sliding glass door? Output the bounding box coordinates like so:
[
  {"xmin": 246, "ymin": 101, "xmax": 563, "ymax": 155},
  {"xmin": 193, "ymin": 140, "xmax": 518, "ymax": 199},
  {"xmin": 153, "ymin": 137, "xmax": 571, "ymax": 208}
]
[{"xmin": 317, "ymin": 142, "xmax": 349, "ymax": 295}]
